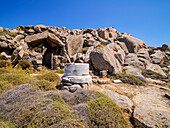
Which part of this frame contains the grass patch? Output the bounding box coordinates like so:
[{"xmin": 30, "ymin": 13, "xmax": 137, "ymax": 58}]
[
  {"xmin": 118, "ymin": 73, "xmax": 145, "ymax": 86},
  {"xmin": 33, "ymin": 80, "xmax": 57, "ymax": 91},
  {"xmin": 0, "ymin": 73, "xmax": 34, "ymax": 94},
  {"xmin": 87, "ymin": 92, "xmax": 128, "ymax": 128},
  {"xmin": 0, "ymin": 73, "xmax": 29, "ymax": 86},
  {"xmin": 55, "ymin": 69, "xmax": 64, "ymax": 74},
  {"xmin": 35, "ymin": 72, "xmax": 60, "ymax": 83}
]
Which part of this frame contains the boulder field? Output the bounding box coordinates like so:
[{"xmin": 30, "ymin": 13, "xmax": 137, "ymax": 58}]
[{"xmin": 0, "ymin": 25, "xmax": 169, "ymax": 78}]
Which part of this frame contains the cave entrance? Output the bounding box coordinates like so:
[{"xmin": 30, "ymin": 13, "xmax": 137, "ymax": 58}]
[{"xmin": 42, "ymin": 48, "xmax": 53, "ymax": 69}]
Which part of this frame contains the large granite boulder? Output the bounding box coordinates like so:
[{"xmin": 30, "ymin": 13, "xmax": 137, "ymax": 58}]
[
  {"xmin": 25, "ymin": 31, "xmax": 64, "ymax": 48},
  {"xmin": 90, "ymin": 43, "xmax": 122, "ymax": 74},
  {"xmin": 66, "ymin": 35, "xmax": 84, "ymax": 56},
  {"xmin": 25, "ymin": 31, "xmax": 48, "ymax": 45},
  {"xmin": 150, "ymin": 50, "xmax": 165, "ymax": 64},
  {"xmin": 34, "ymin": 24, "xmax": 48, "ymax": 33},
  {"xmin": 146, "ymin": 63, "xmax": 166, "ymax": 76},
  {"xmin": 125, "ymin": 53, "xmax": 145, "ymax": 69},
  {"xmin": 117, "ymin": 34, "xmax": 146, "ymax": 53}
]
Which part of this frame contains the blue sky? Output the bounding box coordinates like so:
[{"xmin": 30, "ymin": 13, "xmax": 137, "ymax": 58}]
[{"xmin": 0, "ymin": 0, "xmax": 170, "ymax": 46}]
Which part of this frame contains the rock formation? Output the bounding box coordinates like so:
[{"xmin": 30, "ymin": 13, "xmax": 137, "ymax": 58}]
[{"xmin": 0, "ymin": 25, "xmax": 169, "ymax": 80}]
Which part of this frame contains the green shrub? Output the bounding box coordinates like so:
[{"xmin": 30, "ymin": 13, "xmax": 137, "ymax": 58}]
[
  {"xmin": 55, "ymin": 69, "xmax": 64, "ymax": 74},
  {"xmin": 18, "ymin": 60, "xmax": 31, "ymax": 70},
  {"xmin": 0, "ymin": 60, "xmax": 10, "ymax": 68},
  {"xmin": 35, "ymin": 72, "xmax": 60, "ymax": 83},
  {"xmin": 119, "ymin": 73, "xmax": 145, "ymax": 86},
  {"xmin": 0, "ymin": 120, "xmax": 17, "ymax": 128},
  {"xmin": 33, "ymin": 80, "xmax": 57, "ymax": 91},
  {"xmin": 0, "ymin": 73, "xmax": 29, "ymax": 86},
  {"xmin": 87, "ymin": 92, "xmax": 128, "ymax": 128}
]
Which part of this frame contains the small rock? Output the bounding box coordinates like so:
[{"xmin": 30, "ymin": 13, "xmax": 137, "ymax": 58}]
[{"xmin": 113, "ymin": 79, "xmax": 122, "ymax": 83}]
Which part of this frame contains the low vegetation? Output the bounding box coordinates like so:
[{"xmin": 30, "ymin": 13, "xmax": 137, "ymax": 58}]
[
  {"xmin": 55, "ymin": 69, "xmax": 64, "ymax": 74},
  {"xmin": 141, "ymin": 69, "xmax": 167, "ymax": 80},
  {"xmin": 0, "ymin": 86, "xmax": 128, "ymax": 128},
  {"xmin": 118, "ymin": 73, "xmax": 145, "ymax": 86},
  {"xmin": 35, "ymin": 71, "xmax": 60, "ymax": 84},
  {"xmin": 87, "ymin": 92, "xmax": 128, "ymax": 128},
  {"xmin": 0, "ymin": 29, "xmax": 18, "ymax": 37},
  {"xmin": 33, "ymin": 80, "xmax": 57, "ymax": 91}
]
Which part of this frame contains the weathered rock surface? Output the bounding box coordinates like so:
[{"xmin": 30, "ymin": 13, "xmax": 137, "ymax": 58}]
[
  {"xmin": 25, "ymin": 31, "xmax": 48, "ymax": 44},
  {"xmin": 101, "ymin": 89, "xmax": 134, "ymax": 112},
  {"xmin": 90, "ymin": 44, "xmax": 122, "ymax": 74},
  {"xmin": 146, "ymin": 63, "xmax": 166, "ymax": 76},
  {"xmin": 150, "ymin": 50, "xmax": 165, "ymax": 64},
  {"xmin": 132, "ymin": 86, "xmax": 170, "ymax": 127},
  {"xmin": 125, "ymin": 53, "xmax": 145, "ymax": 68},
  {"xmin": 66, "ymin": 35, "xmax": 84, "ymax": 56},
  {"xmin": 117, "ymin": 34, "xmax": 146, "ymax": 53}
]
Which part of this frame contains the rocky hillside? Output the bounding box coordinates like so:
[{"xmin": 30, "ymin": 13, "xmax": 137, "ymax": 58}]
[
  {"xmin": 0, "ymin": 25, "xmax": 170, "ymax": 128},
  {"xmin": 0, "ymin": 25, "xmax": 169, "ymax": 82}
]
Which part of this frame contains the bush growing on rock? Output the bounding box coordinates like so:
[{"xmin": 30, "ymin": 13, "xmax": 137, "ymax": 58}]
[{"xmin": 118, "ymin": 73, "xmax": 145, "ymax": 86}]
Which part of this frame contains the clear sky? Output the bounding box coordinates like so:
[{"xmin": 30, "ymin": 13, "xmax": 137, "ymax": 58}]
[{"xmin": 0, "ymin": 0, "xmax": 170, "ymax": 46}]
